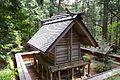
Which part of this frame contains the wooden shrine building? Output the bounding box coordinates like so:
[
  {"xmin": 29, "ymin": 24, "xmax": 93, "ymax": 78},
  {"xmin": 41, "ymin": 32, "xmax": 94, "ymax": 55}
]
[{"xmin": 28, "ymin": 14, "xmax": 98, "ymax": 80}]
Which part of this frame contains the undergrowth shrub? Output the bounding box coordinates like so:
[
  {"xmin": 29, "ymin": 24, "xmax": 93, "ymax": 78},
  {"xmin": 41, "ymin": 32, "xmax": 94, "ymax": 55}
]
[
  {"xmin": 94, "ymin": 63, "xmax": 112, "ymax": 73},
  {"xmin": 0, "ymin": 65, "xmax": 18, "ymax": 80}
]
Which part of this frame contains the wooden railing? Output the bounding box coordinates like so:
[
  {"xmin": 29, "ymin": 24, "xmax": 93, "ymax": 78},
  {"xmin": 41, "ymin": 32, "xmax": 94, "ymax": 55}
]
[
  {"xmin": 15, "ymin": 51, "xmax": 40, "ymax": 80},
  {"xmin": 15, "ymin": 50, "xmax": 120, "ymax": 80},
  {"xmin": 85, "ymin": 66, "xmax": 120, "ymax": 80}
]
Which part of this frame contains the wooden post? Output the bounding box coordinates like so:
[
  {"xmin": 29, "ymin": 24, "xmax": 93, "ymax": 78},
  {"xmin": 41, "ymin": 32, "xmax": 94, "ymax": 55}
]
[
  {"xmin": 88, "ymin": 60, "xmax": 91, "ymax": 76},
  {"xmin": 41, "ymin": 65, "xmax": 44, "ymax": 80},
  {"xmin": 46, "ymin": 69, "xmax": 49, "ymax": 80},
  {"xmin": 78, "ymin": 42, "xmax": 81, "ymax": 60},
  {"xmin": 58, "ymin": 71, "xmax": 61, "ymax": 80},
  {"xmin": 72, "ymin": 68, "xmax": 74, "ymax": 80},
  {"xmin": 67, "ymin": 69, "xmax": 70, "ymax": 80},
  {"xmin": 33, "ymin": 54, "xmax": 37, "ymax": 69},
  {"xmin": 54, "ymin": 72, "xmax": 57, "ymax": 80},
  {"xmin": 70, "ymin": 28, "xmax": 72, "ymax": 63},
  {"xmin": 67, "ymin": 35, "xmax": 69, "ymax": 62},
  {"xmin": 83, "ymin": 65, "xmax": 85, "ymax": 76},
  {"xmin": 78, "ymin": 66, "xmax": 81, "ymax": 76},
  {"xmin": 50, "ymin": 72, "xmax": 53, "ymax": 80},
  {"xmin": 55, "ymin": 46, "xmax": 57, "ymax": 66}
]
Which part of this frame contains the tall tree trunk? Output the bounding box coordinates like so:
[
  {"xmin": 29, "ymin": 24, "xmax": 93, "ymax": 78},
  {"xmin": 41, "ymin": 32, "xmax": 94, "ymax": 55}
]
[
  {"xmin": 109, "ymin": 13, "xmax": 113, "ymax": 42},
  {"xmin": 102, "ymin": 0, "xmax": 110, "ymax": 41},
  {"xmin": 75, "ymin": 0, "xmax": 78, "ymax": 11},
  {"xmin": 82, "ymin": 0, "xmax": 85, "ymax": 11},
  {"xmin": 115, "ymin": 0, "xmax": 120, "ymax": 54},
  {"xmin": 115, "ymin": 18, "xmax": 119, "ymax": 54},
  {"xmin": 58, "ymin": 0, "xmax": 61, "ymax": 14}
]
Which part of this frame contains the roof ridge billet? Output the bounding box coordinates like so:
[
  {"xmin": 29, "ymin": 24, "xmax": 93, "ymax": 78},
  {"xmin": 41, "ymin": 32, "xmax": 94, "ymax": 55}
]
[
  {"xmin": 43, "ymin": 16, "xmax": 75, "ymax": 25},
  {"xmin": 41, "ymin": 14, "xmax": 71, "ymax": 23}
]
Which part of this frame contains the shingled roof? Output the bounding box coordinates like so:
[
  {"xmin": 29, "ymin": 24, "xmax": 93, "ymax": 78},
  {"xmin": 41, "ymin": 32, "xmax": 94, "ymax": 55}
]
[{"xmin": 28, "ymin": 14, "xmax": 98, "ymax": 53}]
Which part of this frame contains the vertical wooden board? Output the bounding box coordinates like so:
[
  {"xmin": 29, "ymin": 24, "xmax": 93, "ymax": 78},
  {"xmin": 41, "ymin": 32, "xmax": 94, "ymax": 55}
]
[
  {"xmin": 50, "ymin": 72, "xmax": 53, "ymax": 80},
  {"xmin": 58, "ymin": 71, "xmax": 61, "ymax": 80},
  {"xmin": 72, "ymin": 68, "xmax": 74, "ymax": 80},
  {"xmin": 56, "ymin": 43, "xmax": 69, "ymax": 64}
]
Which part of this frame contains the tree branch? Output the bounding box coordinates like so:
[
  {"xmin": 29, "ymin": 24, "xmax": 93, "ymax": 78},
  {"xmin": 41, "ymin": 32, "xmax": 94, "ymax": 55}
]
[{"xmin": 106, "ymin": 5, "xmax": 120, "ymax": 19}]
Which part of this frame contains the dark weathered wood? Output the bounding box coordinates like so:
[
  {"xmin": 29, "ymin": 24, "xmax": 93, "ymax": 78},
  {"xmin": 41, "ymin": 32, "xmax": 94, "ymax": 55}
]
[
  {"xmin": 78, "ymin": 43, "xmax": 81, "ymax": 60},
  {"xmin": 41, "ymin": 65, "xmax": 44, "ymax": 79},
  {"xmin": 83, "ymin": 65, "xmax": 85, "ymax": 76},
  {"xmin": 55, "ymin": 46, "xmax": 57, "ymax": 66},
  {"xmin": 70, "ymin": 28, "xmax": 72, "ymax": 63},
  {"xmin": 77, "ymin": 21, "xmax": 98, "ymax": 47},
  {"xmin": 56, "ymin": 54, "xmax": 68, "ymax": 58},
  {"xmin": 48, "ymin": 22, "xmax": 75, "ymax": 52},
  {"xmin": 56, "ymin": 60, "xmax": 69, "ymax": 64},
  {"xmin": 26, "ymin": 13, "xmax": 100, "ymax": 80},
  {"xmin": 67, "ymin": 69, "xmax": 70, "ymax": 80},
  {"xmin": 56, "ymin": 57, "xmax": 68, "ymax": 62},
  {"xmin": 46, "ymin": 69, "xmax": 49, "ymax": 80},
  {"xmin": 50, "ymin": 60, "xmax": 89, "ymax": 72},
  {"xmin": 88, "ymin": 61, "xmax": 91, "ymax": 75}
]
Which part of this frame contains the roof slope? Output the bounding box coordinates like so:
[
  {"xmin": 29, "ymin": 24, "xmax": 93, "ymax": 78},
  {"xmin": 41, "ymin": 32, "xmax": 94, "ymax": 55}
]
[
  {"xmin": 28, "ymin": 14, "xmax": 98, "ymax": 53},
  {"xmin": 28, "ymin": 15, "xmax": 73, "ymax": 52}
]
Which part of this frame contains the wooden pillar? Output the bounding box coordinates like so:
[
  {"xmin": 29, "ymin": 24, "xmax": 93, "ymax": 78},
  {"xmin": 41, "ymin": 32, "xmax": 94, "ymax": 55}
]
[
  {"xmin": 78, "ymin": 66, "xmax": 81, "ymax": 76},
  {"xmin": 88, "ymin": 60, "xmax": 91, "ymax": 76},
  {"xmin": 58, "ymin": 71, "xmax": 61, "ymax": 80},
  {"xmin": 50, "ymin": 72, "xmax": 53, "ymax": 80},
  {"xmin": 83, "ymin": 65, "xmax": 85, "ymax": 76},
  {"xmin": 33, "ymin": 54, "xmax": 37, "ymax": 69},
  {"xmin": 78, "ymin": 42, "xmax": 81, "ymax": 60},
  {"xmin": 33, "ymin": 54, "xmax": 36, "ymax": 65},
  {"xmin": 55, "ymin": 46, "xmax": 57, "ymax": 66},
  {"xmin": 72, "ymin": 68, "xmax": 74, "ymax": 80},
  {"xmin": 67, "ymin": 69, "xmax": 70, "ymax": 80},
  {"xmin": 70, "ymin": 28, "xmax": 72, "ymax": 63},
  {"xmin": 41, "ymin": 65, "xmax": 44, "ymax": 79},
  {"xmin": 54, "ymin": 72, "xmax": 57, "ymax": 80},
  {"xmin": 46, "ymin": 69, "xmax": 49, "ymax": 80}
]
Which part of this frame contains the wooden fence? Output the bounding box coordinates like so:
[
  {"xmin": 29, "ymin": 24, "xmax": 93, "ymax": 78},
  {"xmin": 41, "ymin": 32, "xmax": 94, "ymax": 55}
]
[{"xmin": 15, "ymin": 51, "xmax": 40, "ymax": 80}]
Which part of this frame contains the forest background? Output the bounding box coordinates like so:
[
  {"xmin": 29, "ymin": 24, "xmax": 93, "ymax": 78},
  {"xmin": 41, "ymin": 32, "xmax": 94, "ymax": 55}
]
[{"xmin": 0, "ymin": 0, "xmax": 119, "ymax": 79}]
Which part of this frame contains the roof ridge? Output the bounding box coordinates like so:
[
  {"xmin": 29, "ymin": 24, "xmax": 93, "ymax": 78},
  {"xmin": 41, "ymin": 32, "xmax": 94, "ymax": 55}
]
[
  {"xmin": 41, "ymin": 14, "xmax": 77, "ymax": 25},
  {"xmin": 41, "ymin": 14, "xmax": 72, "ymax": 24}
]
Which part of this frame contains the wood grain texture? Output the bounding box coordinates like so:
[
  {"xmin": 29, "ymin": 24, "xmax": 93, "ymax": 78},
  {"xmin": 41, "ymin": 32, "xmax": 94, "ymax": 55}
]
[{"xmin": 55, "ymin": 28, "xmax": 81, "ymax": 65}]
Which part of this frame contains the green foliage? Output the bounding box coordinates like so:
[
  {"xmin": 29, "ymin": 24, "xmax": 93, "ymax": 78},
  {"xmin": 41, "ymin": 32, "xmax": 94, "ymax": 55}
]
[
  {"xmin": 36, "ymin": 0, "xmax": 44, "ymax": 6},
  {"xmin": 106, "ymin": 71, "xmax": 120, "ymax": 80},
  {"xmin": 94, "ymin": 63, "xmax": 112, "ymax": 73},
  {"xmin": 107, "ymin": 74, "xmax": 120, "ymax": 80},
  {"xmin": 0, "ymin": 0, "xmax": 35, "ymax": 56},
  {"xmin": 0, "ymin": 65, "xmax": 18, "ymax": 80},
  {"xmin": 82, "ymin": 55, "xmax": 90, "ymax": 61},
  {"xmin": 94, "ymin": 55, "xmax": 114, "ymax": 63}
]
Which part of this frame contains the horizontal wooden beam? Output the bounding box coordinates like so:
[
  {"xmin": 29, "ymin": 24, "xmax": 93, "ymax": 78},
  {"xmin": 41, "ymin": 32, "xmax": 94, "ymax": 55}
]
[{"xmin": 50, "ymin": 60, "xmax": 90, "ymax": 72}]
